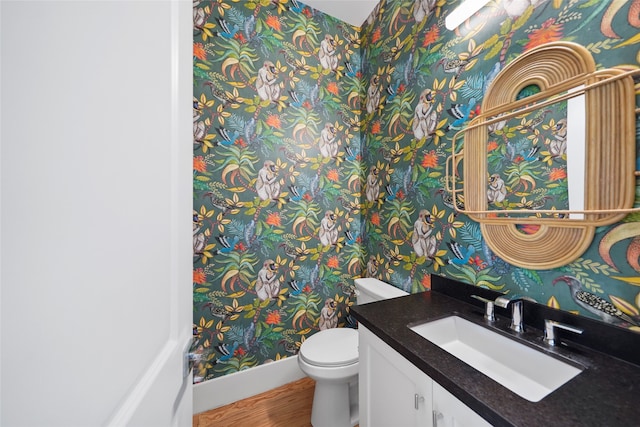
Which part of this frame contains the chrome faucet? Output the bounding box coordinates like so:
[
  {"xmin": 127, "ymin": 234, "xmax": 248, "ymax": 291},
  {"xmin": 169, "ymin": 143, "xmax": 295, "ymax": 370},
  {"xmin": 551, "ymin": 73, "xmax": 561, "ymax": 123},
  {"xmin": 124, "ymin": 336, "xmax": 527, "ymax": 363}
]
[
  {"xmin": 472, "ymin": 294, "xmax": 526, "ymax": 332},
  {"xmin": 495, "ymin": 295, "xmax": 525, "ymax": 333},
  {"xmin": 544, "ymin": 320, "xmax": 583, "ymax": 346},
  {"xmin": 471, "ymin": 295, "xmax": 496, "ymax": 322}
]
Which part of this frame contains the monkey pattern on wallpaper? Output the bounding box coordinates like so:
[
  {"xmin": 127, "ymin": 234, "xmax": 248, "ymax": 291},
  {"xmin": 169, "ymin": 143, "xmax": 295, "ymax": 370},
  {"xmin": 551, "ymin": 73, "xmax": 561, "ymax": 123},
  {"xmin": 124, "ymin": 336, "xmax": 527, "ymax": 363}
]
[
  {"xmin": 413, "ymin": 0, "xmax": 436, "ymax": 23},
  {"xmin": 319, "ymin": 298, "xmax": 338, "ymax": 330},
  {"xmin": 487, "ymin": 174, "xmax": 507, "ymax": 204},
  {"xmin": 256, "ymin": 160, "xmax": 281, "ymax": 201},
  {"xmin": 318, "ymin": 34, "xmax": 338, "ymax": 71},
  {"xmin": 412, "ymin": 89, "xmax": 437, "ymax": 140},
  {"xmin": 255, "ymin": 260, "xmax": 280, "ymax": 301},
  {"xmin": 366, "ymin": 256, "xmax": 379, "ymax": 277},
  {"xmin": 550, "ymin": 118, "xmax": 567, "ymax": 157},
  {"xmin": 193, "ymin": 219, "xmax": 206, "ymax": 256},
  {"xmin": 365, "ymin": 166, "xmax": 380, "ymax": 203},
  {"xmin": 412, "ymin": 209, "xmax": 436, "ymax": 258},
  {"xmin": 319, "ymin": 211, "xmax": 338, "ymax": 246},
  {"xmin": 319, "ymin": 123, "xmax": 339, "ymax": 158},
  {"xmin": 366, "ymin": 75, "xmax": 381, "ymax": 114},
  {"xmin": 256, "ymin": 60, "xmax": 281, "ymax": 102}
]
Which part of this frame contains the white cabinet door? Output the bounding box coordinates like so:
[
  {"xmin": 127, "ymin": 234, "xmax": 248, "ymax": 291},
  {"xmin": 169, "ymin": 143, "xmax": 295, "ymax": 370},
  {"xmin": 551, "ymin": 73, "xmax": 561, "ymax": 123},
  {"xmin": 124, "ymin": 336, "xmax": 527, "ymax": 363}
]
[
  {"xmin": 359, "ymin": 326, "xmax": 433, "ymax": 427},
  {"xmin": 360, "ymin": 326, "xmax": 492, "ymax": 427},
  {"xmin": 1, "ymin": 1, "xmax": 193, "ymax": 426},
  {"xmin": 433, "ymin": 382, "xmax": 491, "ymax": 427}
]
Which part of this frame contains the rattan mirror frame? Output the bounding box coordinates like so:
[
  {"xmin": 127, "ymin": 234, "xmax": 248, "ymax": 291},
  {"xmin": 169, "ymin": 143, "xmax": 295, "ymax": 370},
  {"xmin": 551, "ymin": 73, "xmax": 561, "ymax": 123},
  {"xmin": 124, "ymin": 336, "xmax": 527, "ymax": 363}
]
[{"xmin": 449, "ymin": 42, "xmax": 638, "ymax": 269}]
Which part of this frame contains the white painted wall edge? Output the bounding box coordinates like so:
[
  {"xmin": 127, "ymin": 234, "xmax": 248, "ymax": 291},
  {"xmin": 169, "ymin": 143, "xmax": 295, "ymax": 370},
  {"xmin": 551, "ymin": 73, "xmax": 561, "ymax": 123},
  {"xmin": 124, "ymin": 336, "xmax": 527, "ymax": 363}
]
[{"xmin": 193, "ymin": 356, "xmax": 306, "ymax": 414}]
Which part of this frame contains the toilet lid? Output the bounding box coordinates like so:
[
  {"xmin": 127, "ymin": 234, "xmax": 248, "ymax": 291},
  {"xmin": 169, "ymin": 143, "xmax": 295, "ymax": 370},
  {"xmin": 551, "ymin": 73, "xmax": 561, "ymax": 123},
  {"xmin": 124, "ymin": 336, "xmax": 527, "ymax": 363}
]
[{"xmin": 299, "ymin": 328, "xmax": 358, "ymax": 367}]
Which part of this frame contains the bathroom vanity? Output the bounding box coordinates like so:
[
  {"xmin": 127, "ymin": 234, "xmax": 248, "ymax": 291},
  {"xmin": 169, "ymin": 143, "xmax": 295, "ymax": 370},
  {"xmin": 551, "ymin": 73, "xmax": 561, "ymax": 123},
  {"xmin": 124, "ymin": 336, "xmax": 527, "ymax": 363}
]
[
  {"xmin": 351, "ymin": 276, "xmax": 640, "ymax": 427},
  {"xmin": 359, "ymin": 324, "xmax": 490, "ymax": 426}
]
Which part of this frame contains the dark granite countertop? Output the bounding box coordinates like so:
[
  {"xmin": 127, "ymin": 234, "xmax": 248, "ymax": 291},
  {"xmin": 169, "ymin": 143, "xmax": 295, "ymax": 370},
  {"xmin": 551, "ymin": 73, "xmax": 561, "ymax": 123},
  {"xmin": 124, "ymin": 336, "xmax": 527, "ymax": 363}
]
[{"xmin": 351, "ymin": 284, "xmax": 640, "ymax": 427}]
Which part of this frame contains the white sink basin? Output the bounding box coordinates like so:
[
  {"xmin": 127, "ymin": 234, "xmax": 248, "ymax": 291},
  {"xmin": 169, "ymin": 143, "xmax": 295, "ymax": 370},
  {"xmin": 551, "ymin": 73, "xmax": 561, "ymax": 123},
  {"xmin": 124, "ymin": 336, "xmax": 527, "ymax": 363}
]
[{"xmin": 409, "ymin": 316, "xmax": 583, "ymax": 402}]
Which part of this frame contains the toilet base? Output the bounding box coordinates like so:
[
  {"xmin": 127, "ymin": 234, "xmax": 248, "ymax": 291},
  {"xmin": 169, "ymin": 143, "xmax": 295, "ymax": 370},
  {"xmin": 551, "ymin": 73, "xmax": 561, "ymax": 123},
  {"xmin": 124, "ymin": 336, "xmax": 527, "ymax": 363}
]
[{"xmin": 310, "ymin": 380, "xmax": 357, "ymax": 427}]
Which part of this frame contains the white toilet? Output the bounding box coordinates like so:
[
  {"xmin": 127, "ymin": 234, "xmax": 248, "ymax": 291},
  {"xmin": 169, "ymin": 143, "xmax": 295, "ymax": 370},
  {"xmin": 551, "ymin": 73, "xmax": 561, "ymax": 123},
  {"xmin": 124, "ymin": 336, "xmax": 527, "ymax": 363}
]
[{"xmin": 298, "ymin": 278, "xmax": 409, "ymax": 427}]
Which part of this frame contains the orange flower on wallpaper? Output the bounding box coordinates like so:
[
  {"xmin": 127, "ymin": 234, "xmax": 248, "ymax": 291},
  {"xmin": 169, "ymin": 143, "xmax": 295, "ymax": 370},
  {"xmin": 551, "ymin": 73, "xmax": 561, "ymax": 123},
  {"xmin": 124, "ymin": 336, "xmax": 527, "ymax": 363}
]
[
  {"xmin": 469, "ymin": 256, "xmax": 487, "ymax": 269},
  {"xmin": 549, "ymin": 167, "xmax": 567, "ymax": 181},
  {"xmin": 371, "ymin": 120, "xmax": 381, "ymax": 134},
  {"xmin": 326, "ymin": 169, "xmax": 339, "ymax": 182},
  {"xmin": 265, "ymin": 114, "xmax": 282, "ymax": 129},
  {"xmin": 422, "ymin": 25, "xmax": 439, "ymax": 47},
  {"xmin": 518, "ymin": 224, "xmax": 541, "ymax": 235},
  {"xmin": 327, "ymin": 256, "xmax": 339, "ymax": 269},
  {"xmin": 265, "ymin": 311, "xmax": 281, "ymax": 325},
  {"xmin": 193, "ymin": 43, "xmax": 206, "ymax": 60},
  {"xmin": 193, "ymin": 268, "xmax": 206, "ymax": 284},
  {"xmin": 193, "ymin": 156, "xmax": 207, "ymax": 172},
  {"xmin": 525, "ymin": 18, "xmax": 563, "ymax": 50},
  {"xmin": 371, "ymin": 27, "xmax": 382, "ymax": 43},
  {"xmin": 265, "ymin": 15, "xmax": 282, "ymax": 31},
  {"xmin": 326, "ymin": 81, "xmax": 339, "ymax": 96},
  {"xmin": 421, "ymin": 150, "xmax": 438, "ymax": 168},
  {"xmin": 370, "ymin": 212, "xmax": 381, "ymax": 226},
  {"xmin": 487, "ymin": 140, "xmax": 499, "ymax": 151},
  {"xmin": 420, "ymin": 274, "xmax": 431, "ymax": 290},
  {"xmin": 266, "ymin": 212, "xmax": 281, "ymax": 226}
]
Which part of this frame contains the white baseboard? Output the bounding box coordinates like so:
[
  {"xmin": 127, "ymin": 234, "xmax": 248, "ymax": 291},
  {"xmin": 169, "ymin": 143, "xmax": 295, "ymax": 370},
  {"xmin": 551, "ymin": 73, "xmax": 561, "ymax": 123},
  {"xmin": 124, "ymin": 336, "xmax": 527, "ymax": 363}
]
[{"xmin": 193, "ymin": 355, "xmax": 306, "ymax": 415}]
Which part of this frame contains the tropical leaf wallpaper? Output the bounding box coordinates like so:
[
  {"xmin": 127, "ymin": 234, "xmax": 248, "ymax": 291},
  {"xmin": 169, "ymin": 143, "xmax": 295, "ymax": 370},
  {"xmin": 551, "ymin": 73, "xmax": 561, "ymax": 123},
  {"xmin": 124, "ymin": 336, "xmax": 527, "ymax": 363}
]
[
  {"xmin": 192, "ymin": 0, "xmax": 365, "ymax": 383},
  {"xmin": 193, "ymin": 0, "xmax": 640, "ymax": 383}
]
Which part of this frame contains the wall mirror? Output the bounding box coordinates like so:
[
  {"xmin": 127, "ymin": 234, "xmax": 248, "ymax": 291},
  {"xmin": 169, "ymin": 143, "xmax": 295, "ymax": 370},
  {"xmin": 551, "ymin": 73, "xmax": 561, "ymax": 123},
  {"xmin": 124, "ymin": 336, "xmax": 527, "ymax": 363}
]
[{"xmin": 447, "ymin": 42, "xmax": 639, "ymax": 269}]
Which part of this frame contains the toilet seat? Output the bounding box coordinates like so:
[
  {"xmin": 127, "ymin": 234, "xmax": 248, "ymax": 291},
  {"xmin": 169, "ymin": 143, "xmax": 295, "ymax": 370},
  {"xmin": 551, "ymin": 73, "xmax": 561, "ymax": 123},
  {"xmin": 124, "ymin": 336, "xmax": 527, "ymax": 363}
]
[{"xmin": 299, "ymin": 328, "xmax": 358, "ymax": 367}]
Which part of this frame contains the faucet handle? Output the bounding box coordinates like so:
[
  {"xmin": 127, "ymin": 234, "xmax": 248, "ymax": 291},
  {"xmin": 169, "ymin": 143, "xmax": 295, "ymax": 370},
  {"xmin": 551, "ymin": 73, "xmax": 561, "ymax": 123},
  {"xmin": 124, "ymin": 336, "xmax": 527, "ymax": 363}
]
[
  {"xmin": 494, "ymin": 296, "xmax": 513, "ymax": 308},
  {"xmin": 544, "ymin": 320, "xmax": 583, "ymax": 346},
  {"xmin": 494, "ymin": 297, "xmax": 524, "ymax": 333},
  {"xmin": 471, "ymin": 295, "xmax": 496, "ymax": 322}
]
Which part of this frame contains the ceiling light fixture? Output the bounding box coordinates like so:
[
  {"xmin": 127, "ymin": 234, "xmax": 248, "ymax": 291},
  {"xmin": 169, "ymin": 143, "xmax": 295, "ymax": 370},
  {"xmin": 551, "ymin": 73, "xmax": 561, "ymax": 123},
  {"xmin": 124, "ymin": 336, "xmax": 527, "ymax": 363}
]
[{"xmin": 445, "ymin": 0, "xmax": 491, "ymax": 30}]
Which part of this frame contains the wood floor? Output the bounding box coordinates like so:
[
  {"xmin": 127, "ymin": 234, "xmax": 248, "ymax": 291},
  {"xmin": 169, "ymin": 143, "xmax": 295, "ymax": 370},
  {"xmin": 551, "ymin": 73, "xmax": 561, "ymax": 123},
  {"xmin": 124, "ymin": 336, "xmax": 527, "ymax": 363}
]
[{"xmin": 193, "ymin": 377, "xmax": 316, "ymax": 427}]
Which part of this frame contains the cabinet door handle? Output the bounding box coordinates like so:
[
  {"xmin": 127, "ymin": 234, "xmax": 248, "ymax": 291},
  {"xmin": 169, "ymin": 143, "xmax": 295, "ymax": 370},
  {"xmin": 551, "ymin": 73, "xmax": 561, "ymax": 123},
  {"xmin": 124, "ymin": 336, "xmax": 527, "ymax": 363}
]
[
  {"xmin": 433, "ymin": 410, "xmax": 444, "ymax": 426},
  {"xmin": 414, "ymin": 393, "xmax": 424, "ymax": 410}
]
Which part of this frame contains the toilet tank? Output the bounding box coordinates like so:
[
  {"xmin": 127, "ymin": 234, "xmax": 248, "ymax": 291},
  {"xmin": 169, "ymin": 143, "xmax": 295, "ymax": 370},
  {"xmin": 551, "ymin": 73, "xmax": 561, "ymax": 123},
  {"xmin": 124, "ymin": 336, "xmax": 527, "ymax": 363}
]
[{"xmin": 354, "ymin": 278, "xmax": 409, "ymax": 304}]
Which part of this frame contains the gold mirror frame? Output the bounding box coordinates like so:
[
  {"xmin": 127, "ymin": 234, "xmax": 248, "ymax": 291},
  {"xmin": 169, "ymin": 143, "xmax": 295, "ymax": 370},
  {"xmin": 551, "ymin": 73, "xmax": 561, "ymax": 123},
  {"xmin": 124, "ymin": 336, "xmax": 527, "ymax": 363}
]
[{"xmin": 448, "ymin": 42, "xmax": 638, "ymax": 269}]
